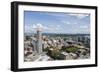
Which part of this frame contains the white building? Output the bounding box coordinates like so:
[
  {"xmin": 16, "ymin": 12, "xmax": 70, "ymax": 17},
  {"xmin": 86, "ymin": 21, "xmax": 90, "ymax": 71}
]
[{"xmin": 33, "ymin": 23, "xmax": 43, "ymax": 54}]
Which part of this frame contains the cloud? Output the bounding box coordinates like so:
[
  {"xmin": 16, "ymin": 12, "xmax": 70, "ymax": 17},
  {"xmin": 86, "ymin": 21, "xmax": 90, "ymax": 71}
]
[
  {"xmin": 25, "ymin": 25, "xmax": 34, "ymax": 33},
  {"xmin": 79, "ymin": 25, "xmax": 89, "ymax": 29},
  {"xmin": 57, "ymin": 25, "xmax": 60, "ymax": 28},
  {"xmin": 61, "ymin": 20, "xmax": 77, "ymax": 25},
  {"xmin": 68, "ymin": 13, "xmax": 89, "ymax": 19},
  {"xmin": 47, "ymin": 13, "xmax": 89, "ymax": 19},
  {"xmin": 76, "ymin": 25, "xmax": 90, "ymax": 34},
  {"xmin": 46, "ymin": 13, "xmax": 67, "ymax": 18},
  {"xmin": 25, "ymin": 23, "xmax": 55, "ymax": 33},
  {"xmin": 25, "ymin": 23, "xmax": 90, "ymax": 34},
  {"xmin": 25, "ymin": 23, "xmax": 44, "ymax": 33},
  {"xmin": 33, "ymin": 23, "xmax": 43, "ymax": 28},
  {"xmin": 61, "ymin": 20, "xmax": 71, "ymax": 24}
]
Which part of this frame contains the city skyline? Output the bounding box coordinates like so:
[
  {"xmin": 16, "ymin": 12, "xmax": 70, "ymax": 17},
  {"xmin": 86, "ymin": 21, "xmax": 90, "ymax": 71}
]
[{"xmin": 24, "ymin": 11, "xmax": 90, "ymax": 34}]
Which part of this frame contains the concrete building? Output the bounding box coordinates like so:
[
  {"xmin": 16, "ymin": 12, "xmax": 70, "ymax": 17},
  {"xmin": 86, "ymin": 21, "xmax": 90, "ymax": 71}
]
[{"xmin": 34, "ymin": 23, "xmax": 43, "ymax": 54}]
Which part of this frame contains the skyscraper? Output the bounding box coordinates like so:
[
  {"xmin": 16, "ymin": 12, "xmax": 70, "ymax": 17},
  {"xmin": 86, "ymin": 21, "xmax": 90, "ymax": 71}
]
[{"xmin": 34, "ymin": 23, "xmax": 43, "ymax": 54}]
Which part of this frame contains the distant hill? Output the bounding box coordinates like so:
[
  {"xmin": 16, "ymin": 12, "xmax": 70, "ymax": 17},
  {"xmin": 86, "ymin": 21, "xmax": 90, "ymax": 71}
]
[
  {"xmin": 42, "ymin": 33, "xmax": 90, "ymax": 37},
  {"xmin": 24, "ymin": 32, "xmax": 90, "ymax": 37}
]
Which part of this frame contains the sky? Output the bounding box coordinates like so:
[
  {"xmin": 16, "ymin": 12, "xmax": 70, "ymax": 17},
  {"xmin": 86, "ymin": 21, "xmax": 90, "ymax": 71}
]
[{"xmin": 24, "ymin": 11, "xmax": 90, "ymax": 34}]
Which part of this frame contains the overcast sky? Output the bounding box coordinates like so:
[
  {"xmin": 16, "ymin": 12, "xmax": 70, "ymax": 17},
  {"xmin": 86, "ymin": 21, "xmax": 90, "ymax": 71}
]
[{"xmin": 24, "ymin": 11, "xmax": 90, "ymax": 34}]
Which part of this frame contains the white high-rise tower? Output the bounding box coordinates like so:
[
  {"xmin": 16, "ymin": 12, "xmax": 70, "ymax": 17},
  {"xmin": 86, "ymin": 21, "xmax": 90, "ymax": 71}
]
[{"xmin": 34, "ymin": 23, "xmax": 43, "ymax": 54}]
